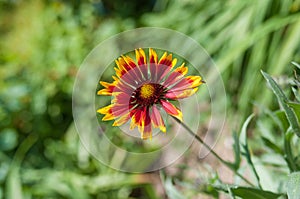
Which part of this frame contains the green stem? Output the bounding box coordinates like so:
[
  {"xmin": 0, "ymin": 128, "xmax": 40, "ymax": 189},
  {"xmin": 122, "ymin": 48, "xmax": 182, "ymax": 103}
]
[{"xmin": 172, "ymin": 116, "xmax": 254, "ymax": 186}]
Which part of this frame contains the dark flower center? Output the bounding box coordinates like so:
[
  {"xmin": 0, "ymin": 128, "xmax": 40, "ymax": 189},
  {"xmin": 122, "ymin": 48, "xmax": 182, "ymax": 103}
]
[{"xmin": 130, "ymin": 83, "xmax": 166, "ymax": 107}]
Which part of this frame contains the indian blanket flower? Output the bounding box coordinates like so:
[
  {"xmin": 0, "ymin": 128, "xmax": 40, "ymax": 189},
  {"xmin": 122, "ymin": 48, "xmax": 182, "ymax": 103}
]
[{"xmin": 97, "ymin": 48, "xmax": 204, "ymax": 139}]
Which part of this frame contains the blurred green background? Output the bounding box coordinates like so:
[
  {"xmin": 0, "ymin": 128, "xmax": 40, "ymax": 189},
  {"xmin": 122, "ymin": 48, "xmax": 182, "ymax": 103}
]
[{"xmin": 1, "ymin": 0, "xmax": 300, "ymax": 198}]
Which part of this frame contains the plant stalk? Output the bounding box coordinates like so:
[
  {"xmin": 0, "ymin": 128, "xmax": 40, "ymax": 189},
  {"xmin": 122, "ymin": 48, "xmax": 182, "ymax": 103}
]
[{"xmin": 172, "ymin": 116, "xmax": 254, "ymax": 186}]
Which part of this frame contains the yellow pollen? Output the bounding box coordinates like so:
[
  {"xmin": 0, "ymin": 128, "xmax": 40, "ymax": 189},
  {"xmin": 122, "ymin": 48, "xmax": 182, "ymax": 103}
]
[{"xmin": 140, "ymin": 84, "xmax": 155, "ymax": 99}]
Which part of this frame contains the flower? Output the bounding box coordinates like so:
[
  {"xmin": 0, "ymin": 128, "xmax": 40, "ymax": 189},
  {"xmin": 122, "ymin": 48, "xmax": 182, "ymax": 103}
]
[{"xmin": 97, "ymin": 48, "xmax": 204, "ymax": 139}]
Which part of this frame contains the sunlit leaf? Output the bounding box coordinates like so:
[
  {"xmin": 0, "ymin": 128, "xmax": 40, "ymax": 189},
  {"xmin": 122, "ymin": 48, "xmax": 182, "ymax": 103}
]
[
  {"xmin": 292, "ymin": 62, "xmax": 300, "ymax": 70},
  {"xmin": 0, "ymin": 129, "xmax": 18, "ymax": 151},
  {"xmin": 239, "ymin": 114, "xmax": 255, "ymax": 147},
  {"xmin": 287, "ymin": 172, "xmax": 300, "ymax": 199},
  {"xmin": 160, "ymin": 171, "xmax": 185, "ymax": 199},
  {"xmin": 5, "ymin": 168, "xmax": 23, "ymax": 199},
  {"xmin": 292, "ymin": 87, "xmax": 300, "ymax": 102}
]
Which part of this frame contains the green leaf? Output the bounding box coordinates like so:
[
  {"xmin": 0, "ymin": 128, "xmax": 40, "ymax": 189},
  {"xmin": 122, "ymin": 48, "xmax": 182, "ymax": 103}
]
[
  {"xmin": 261, "ymin": 136, "xmax": 283, "ymax": 154},
  {"xmin": 292, "ymin": 87, "xmax": 300, "ymax": 102},
  {"xmin": 5, "ymin": 134, "xmax": 38, "ymax": 199},
  {"xmin": 284, "ymin": 131, "xmax": 298, "ymax": 172},
  {"xmin": 287, "ymin": 102, "xmax": 300, "ymax": 123},
  {"xmin": 261, "ymin": 70, "xmax": 300, "ymax": 137},
  {"xmin": 239, "ymin": 114, "xmax": 255, "ymax": 147},
  {"xmin": 287, "ymin": 172, "xmax": 300, "ymax": 199},
  {"xmin": 230, "ymin": 187, "xmax": 282, "ymax": 199},
  {"xmin": 6, "ymin": 168, "xmax": 23, "ymax": 199},
  {"xmin": 164, "ymin": 178, "xmax": 185, "ymax": 199},
  {"xmin": 160, "ymin": 172, "xmax": 185, "ymax": 199},
  {"xmin": 232, "ymin": 132, "xmax": 241, "ymax": 170},
  {"xmin": 275, "ymin": 110, "xmax": 290, "ymax": 132},
  {"xmin": 292, "ymin": 61, "xmax": 300, "ymax": 70},
  {"xmin": 0, "ymin": 129, "xmax": 18, "ymax": 151},
  {"xmin": 239, "ymin": 114, "xmax": 261, "ymax": 187},
  {"xmin": 256, "ymin": 102, "xmax": 285, "ymax": 132},
  {"xmin": 227, "ymin": 185, "xmax": 236, "ymax": 199}
]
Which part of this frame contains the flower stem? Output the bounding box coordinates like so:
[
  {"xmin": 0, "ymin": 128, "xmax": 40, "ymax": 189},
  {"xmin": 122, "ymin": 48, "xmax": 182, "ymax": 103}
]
[{"xmin": 172, "ymin": 116, "xmax": 254, "ymax": 186}]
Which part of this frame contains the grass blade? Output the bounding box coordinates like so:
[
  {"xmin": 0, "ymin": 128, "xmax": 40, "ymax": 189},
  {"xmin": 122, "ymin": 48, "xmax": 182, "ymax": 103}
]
[{"xmin": 239, "ymin": 114, "xmax": 261, "ymax": 187}]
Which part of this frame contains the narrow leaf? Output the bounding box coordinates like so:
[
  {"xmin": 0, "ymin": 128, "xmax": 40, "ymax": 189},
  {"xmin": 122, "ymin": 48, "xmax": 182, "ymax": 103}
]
[
  {"xmin": 239, "ymin": 114, "xmax": 261, "ymax": 188},
  {"xmin": 261, "ymin": 70, "xmax": 300, "ymax": 137},
  {"xmin": 261, "ymin": 136, "xmax": 283, "ymax": 154},
  {"xmin": 292, "ymin": 87, "xmax": 300, "ymax": 102},
  {"xmin": 292, "ymin": 61, "xmax": 300, "ymax": 70},
  {"xmin": 230, "ymin": 187, "xmax": 282, "ymax": 199},
  {"xmin": 232, "ymin": 132, "xmax": 241, "ymax": 170},
  {"xmin": 275, "ymin": 110, "xmax": 290, "ymax": 132},
  {"xmin": 287, "ymin": 102, "xmax": 300, "ymax": 122},
  {"xmin": 239, "ymin": 114, "xmax": 255, "ymax": 147},
  {"xmin": 284, "ymin": 131, "xmax": 298, "ymax": 172}
]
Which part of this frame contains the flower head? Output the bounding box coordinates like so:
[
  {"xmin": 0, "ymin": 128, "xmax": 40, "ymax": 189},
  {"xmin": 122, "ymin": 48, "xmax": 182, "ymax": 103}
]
[{"xmin": 97, "ymin": 48, "xmax": 204, "ymax": 139}]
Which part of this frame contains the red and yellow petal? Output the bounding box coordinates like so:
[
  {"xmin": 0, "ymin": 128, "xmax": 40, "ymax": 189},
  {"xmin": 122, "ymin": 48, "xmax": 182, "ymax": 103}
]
[
  {"xmin": 169, "ymin": 75, "xmax": 204, "ymax": 92},
  {"xmin": 97, "ymin": 104, "xmax": 114, "ymax": 121},
  {"xmin": 123, "ymin": 56, "xmax": 144, "ymax": 81},
  {"xmin": 158, "ymin": 52, "xmax": 171, "ymax": 66},
  {"xmin": 129, "ymin": 107, "xmax": 153, "ymax": 139},
  {"xmin": 98, "ymin": 103, "xmax": 131, "ymax": 127},
  {"xmin": 141, "ymin": 110, "xmax": 152, "ymax": 139},
  {"xmin": 165, "ymin": 88, "xmax": 198, "ymax": 100},
  {"xmin": 175, "ymin": 63, "xmax": 188, "ymax": 75},
  {"xmin": 119, "ymin": 55, "xmax": 144, "ymax": 82},
  {"xmin": 149, "ymin": 48, "xmax": 158, "ymax": 64},
  {"xmin": 113, "ymin": 112, "xmax": 131, "ymax": 126},
  {"xmin": 186, "ymin": 76, "xmax": 204, "ymax": 88},
  {"xmin": 151, "ymin": 105, "xmax": 166, "ymax": 133},
  {"xmin": 98, "ymin": 77, "xmax": 133, "ymax": 96},
  {"xmin": 135, "ymin": 48, "xmax": 148, "ymax": 79},
  {"xmin": 160, "ymin": 100, "xmax": 183, "ymax": 121},
  {"xmin": 149, "ymin": 48, "xmax": 158, "ymax": 81},
  {"xmin": 98, "ymin": 104, "xmax": 130, "ymax": 121},
  {"xmin": 137, "ymin": 107, "xmax": 147, "ymax": 134},
  {"xmin": 97, "ymin": 81, "xmax": 116, "ymax": 96},
  {"xmin": 142, "ymin": 125, "xmax": 152, "ymax": 139},
  {"xmin": 124, "ymin": 55, "xmax": 137, "ymax": 69},
  {"xmin": 135, "ymin": 48, "xmax": 147, "ymax": 66},
  {"xmin": 111, "ymin": 80, "xmax": 135, "ymax": 95},
  {"xmin": 112, "ymin": 92, "xmax": 131, "ymax": 105},
  {"xmin": 157, "ymin": 53, "xmax": 177, "ymax": 81},
  {"xmin": 129, "ymin": 108, "xmax": 142, "ymax": 130},
  {"xmin": 114, "ymin": 68, "xmax": 137, "ymax": 87},
  {"xmin": 162, "ymin": 63, "xmax": 188, "ymax": 87}
]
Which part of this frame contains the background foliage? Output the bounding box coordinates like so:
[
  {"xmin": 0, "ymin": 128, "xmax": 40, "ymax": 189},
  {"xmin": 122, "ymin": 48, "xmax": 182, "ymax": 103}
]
[{"xmin": 0, "ymin": 0, "xmax": 300, "ymax": 198}]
